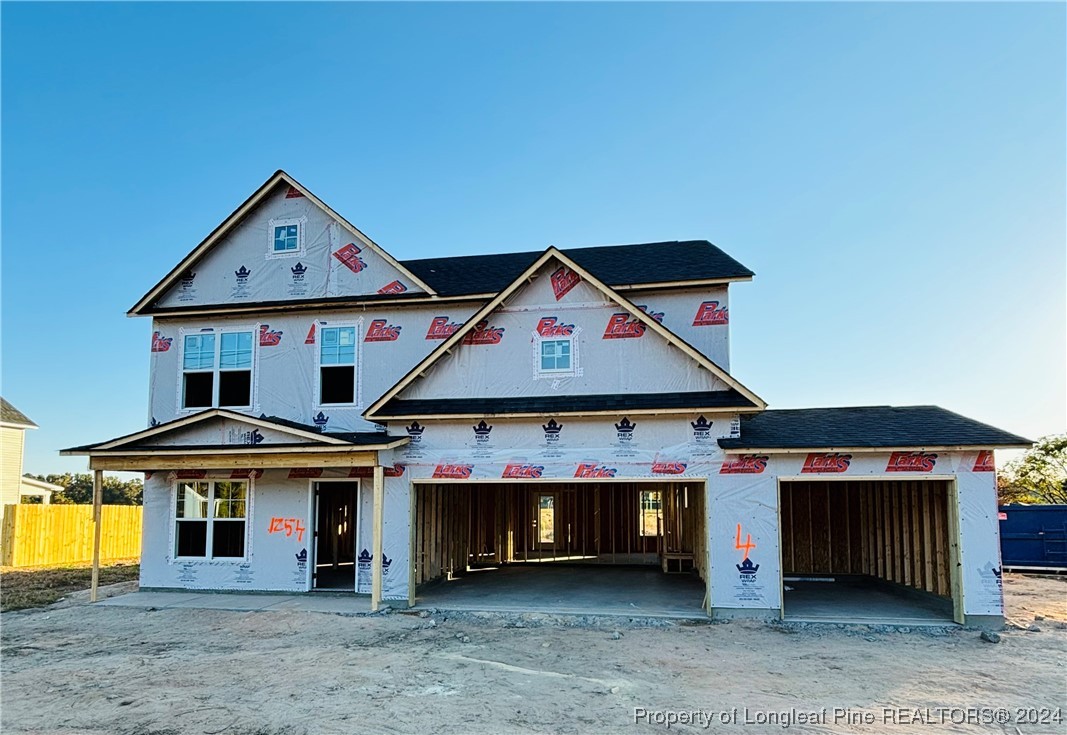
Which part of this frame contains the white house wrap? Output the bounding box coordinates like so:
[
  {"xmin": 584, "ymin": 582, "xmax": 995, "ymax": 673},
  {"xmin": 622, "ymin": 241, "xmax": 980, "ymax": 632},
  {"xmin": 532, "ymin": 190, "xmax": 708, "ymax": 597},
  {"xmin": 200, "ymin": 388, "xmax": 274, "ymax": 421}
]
[{"xmin": 65, "ymin": 170, "xmax": 1027, "ymax": 626}]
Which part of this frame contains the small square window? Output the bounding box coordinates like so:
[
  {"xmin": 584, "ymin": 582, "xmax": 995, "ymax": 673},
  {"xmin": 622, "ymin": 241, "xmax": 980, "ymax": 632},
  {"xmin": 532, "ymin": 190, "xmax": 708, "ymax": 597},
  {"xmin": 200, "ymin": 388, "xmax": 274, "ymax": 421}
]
[
  {"xmin": 274, "ymin": 224, "xmax": 299, "ymax": 252},
  {"xmin": 540, "ymin": 339, "xmax": 572, "ymax": 372}
]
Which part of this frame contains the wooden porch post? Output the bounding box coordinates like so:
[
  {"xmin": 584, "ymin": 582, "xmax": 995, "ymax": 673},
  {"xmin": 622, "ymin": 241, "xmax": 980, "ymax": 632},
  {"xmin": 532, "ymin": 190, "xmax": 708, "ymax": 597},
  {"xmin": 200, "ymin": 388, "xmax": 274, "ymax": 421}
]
[
  {"xmin": 90, "ymin": 469, "xmax": 103, "ymax": 602},
  {"xmin": 371, "ymin": 464, "xmax": 385, "ymax": 611}
]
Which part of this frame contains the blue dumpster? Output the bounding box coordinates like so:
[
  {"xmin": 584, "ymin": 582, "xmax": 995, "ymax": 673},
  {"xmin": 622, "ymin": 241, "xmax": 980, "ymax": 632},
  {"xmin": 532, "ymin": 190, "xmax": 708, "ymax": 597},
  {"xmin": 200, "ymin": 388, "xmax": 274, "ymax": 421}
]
[{"xmin": 999, "ymin": 504, "xmax": 1067, "ymax": 570}]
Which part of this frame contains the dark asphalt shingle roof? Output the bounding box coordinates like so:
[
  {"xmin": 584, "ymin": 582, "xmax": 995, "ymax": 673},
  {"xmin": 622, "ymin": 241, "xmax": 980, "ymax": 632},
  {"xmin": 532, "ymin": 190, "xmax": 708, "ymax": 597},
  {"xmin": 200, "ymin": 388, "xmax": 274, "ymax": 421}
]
[
  {"xmin": 258, "ymin": 415, "xmax": 396, "ymax": 445},
  {"xmin": 372, "ymin": 390, "xmax": 757, "ymax": 418},
  {"xmin": 1, "ymin": 398, "xmax": 36, "ymax": 428},
  {"xmin": 718, "ymin": 406, "xmax": 1032, "ymax": 450},
  {"xmin": 401, "ymin": 240, "xmax": 754, "ymax": 297},
  {"xmin": 62, "ymin": 410, "xmax": 401, "ymax": 452}
]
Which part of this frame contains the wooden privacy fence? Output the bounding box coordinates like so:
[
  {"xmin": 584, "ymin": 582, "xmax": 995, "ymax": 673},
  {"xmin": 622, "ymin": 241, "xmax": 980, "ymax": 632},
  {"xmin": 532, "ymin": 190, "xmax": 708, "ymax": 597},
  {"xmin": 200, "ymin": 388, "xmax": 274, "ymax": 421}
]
[{"xmin": 1, "ymin": 504, "xmax": 142, "ymax": 567}]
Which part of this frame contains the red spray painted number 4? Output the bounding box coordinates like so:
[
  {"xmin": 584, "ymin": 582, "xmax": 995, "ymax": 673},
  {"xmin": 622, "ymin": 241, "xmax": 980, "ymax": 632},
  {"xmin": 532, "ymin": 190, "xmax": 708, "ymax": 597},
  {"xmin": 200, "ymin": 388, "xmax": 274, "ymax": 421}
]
[
  {"xmin": 268, "ymin": 517, "xmax": 306, "ymax": 542},
  {"xmin": 735, "ymin": 523, "xmax": 755, "ymax": 560}
]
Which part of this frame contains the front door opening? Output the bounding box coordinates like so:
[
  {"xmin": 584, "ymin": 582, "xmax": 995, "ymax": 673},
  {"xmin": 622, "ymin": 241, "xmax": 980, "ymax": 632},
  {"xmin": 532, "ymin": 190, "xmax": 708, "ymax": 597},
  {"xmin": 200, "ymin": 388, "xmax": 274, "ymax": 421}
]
[
  {"xmin": 411, "ymin": 482, "xmax": 708, "ymax": 616},
  {"xmin": 314, "ymin": 481, "xmax": 358, "ymax": 590},
  {"xmin": 779, "ymin": 480, "xmax": 959, "ymax": 624}
]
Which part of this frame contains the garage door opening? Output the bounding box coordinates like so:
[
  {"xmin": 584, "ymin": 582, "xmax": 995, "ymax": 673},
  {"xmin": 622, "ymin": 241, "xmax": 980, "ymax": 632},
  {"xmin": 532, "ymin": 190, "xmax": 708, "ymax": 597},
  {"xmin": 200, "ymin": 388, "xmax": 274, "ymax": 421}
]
[
  {"xmin": 411, "ymin": 482, "xmax": 708, "ymax": 617},
  {"xmin": 780, "ymin": 480, "xmax": 961, "ymax": 624}
]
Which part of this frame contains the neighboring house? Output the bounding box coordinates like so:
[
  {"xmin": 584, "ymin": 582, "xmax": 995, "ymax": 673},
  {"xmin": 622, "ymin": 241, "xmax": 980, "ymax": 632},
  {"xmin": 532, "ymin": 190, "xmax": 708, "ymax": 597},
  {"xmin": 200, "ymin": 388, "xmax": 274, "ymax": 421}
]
[
  {"xmin": 64, "ymin": 171, "xmax": 1029, "ymax": 626},
  {"xmin": 1, "ymin": 398, "xmax": 54, "ymax": 517}
]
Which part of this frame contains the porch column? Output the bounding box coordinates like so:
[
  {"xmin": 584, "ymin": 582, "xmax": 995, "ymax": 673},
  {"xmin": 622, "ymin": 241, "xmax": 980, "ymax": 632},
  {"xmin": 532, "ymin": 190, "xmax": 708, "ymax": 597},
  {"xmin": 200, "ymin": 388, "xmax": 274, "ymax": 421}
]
[
  {"xmin": 90, "ymin": 469, "xmax": 103, "ymax": 602},
  {"xmin": 371, "ymin": 464, "xmax": 385, "ymax": 611}
]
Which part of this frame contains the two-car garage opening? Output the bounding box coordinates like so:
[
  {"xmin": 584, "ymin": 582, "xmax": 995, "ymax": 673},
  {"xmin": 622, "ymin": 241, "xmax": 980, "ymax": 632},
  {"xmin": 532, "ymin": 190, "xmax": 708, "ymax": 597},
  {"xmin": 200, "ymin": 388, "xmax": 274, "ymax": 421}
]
[
  {"xmin": 412, "ymin": 482, "xmax": 708, "ymax": 617},
  {"xmin": 779, "ymin": 480, "xmax": 961, "ymax": 624}
]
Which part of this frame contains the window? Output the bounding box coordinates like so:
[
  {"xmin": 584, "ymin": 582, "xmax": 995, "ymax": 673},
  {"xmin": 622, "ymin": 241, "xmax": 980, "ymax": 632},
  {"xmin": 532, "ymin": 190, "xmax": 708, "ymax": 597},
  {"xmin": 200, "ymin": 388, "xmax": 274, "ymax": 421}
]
[
  {"xmin": 319, "ymin": 326, "xmax": 357, "ymax": 404},
  {"xmin": 274, "ymin": 224, "xmax": 299, "ymax": 253},
  {"xmin": 175, "ymin": 480, "xmax": 248, "ymax": 559},
  {"xmin": 267, "ymin": 217, "xmax": 306, "ymax": 258},
  {"xmin": 182, "ymin": 331, "xmax": 254, "ymax": 410},
  {"xmin": 639, "ymin": 490, "xmax": 662, "ymax": 537},
  {"xmin": 540, "ymin": 339, "xmax": 572, "ymax": 372}
]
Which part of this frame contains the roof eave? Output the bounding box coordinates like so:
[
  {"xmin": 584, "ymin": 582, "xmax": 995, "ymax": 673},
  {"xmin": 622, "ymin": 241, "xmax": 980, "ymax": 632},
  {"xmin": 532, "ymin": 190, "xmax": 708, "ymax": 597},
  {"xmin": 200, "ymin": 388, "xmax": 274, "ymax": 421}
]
[{"xmin": 717, "ymin": 443, "xmax": 1034, "ymax": 453}]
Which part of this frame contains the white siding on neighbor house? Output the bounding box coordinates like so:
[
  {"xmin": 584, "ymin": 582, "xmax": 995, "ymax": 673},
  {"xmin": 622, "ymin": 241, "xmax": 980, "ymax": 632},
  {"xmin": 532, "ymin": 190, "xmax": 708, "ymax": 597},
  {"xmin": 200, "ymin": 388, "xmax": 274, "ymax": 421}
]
[{"xmin": 1, "ymin": 426, "xmax": 26, "ymax": 510}]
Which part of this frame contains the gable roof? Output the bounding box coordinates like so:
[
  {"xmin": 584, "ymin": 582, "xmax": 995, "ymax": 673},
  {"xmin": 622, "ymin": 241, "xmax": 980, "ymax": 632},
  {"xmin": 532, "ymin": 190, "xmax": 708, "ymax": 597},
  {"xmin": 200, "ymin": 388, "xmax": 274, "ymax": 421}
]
[
  {"xmin": 401, "ymin": 240, "xmax": 754, "ymax": 297},
  {"xmin": 1, "ymin": 397, "xmax": 37, "ymax": 429},
  {"xmin": 717, "ymin": 405, "xmax": 1033, "ymax": 451},
  {"xmin": 128, "ymin": 170, "xmax": 437, "ymax": 315},
  {"xmin": 372, "ymin": 390, "xmax": 758, "ymax": 420},
  {"xmin": 61, "ymin": 409, "xmax": 407, "ymax": 454},
  {"xmin": 365, "ymin": 247, "xmax": 766, "ymax": 420}
]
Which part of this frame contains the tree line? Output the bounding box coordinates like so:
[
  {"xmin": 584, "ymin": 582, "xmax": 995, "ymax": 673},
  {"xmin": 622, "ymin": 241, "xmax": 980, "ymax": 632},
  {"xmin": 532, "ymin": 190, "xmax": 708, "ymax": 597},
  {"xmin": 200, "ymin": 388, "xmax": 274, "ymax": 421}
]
[{"xmin": 26, "ymin": 473, "xmax": 143, "ymax": 505}]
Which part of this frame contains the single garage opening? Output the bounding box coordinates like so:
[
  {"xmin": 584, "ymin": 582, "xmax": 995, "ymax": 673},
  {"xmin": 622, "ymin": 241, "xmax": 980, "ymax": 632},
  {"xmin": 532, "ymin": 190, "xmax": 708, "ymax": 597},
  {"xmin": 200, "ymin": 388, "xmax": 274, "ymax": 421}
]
[
  {"xmin": 411, "ymin": 482, "xmax": 708, "ymax": 617},
  {"xmin": 779, "ymin": 480, "xmax": 961, "ymax": 624}
]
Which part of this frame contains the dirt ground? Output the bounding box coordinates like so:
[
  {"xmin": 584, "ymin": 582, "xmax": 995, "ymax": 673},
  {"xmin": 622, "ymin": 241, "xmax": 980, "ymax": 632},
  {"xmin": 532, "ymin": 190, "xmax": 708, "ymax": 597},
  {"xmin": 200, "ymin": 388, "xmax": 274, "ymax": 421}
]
[
  {"xmin": 1, "ymin": 574, "xmax": 1064, "ymax": 735},
  {"xmin": 0, "ymin": 561, "xmax": 140, "ymax": 612}
]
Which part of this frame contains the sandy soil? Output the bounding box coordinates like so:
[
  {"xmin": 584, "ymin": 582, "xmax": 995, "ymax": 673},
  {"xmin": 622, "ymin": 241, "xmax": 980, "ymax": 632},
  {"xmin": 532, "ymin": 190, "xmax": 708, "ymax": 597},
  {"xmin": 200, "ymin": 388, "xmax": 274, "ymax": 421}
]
[{"xmin": 1, "ymin": 574, "xmax": 1065, "ymax": 735}]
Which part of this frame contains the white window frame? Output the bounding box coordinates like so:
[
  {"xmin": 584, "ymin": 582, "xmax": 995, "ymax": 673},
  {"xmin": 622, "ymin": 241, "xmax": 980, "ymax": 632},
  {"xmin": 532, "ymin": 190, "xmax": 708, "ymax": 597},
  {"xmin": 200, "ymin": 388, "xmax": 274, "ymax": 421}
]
[
  {"xmin": 267, "ymin": 216, "xmax": 307, "ymax": 259},
  {"xmin": 177, "ymin": 325, "xmax": 259, "ymax": 413},
  {"xmin": 532, "ymin": 328, "xmax": 580, "ymax": 380},
  {"xmin": 171, "ymin": 478, "xmax": 253, "ymax": 562},
  {"xmin": 314, "ymin": 319, "xmax": 363, "ymax": 409}
]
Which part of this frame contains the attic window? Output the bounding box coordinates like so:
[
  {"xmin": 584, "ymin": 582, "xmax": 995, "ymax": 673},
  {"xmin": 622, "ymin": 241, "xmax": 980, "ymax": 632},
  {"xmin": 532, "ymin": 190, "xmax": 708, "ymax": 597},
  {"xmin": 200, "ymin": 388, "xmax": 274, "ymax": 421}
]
[
  {"xmin": 267, "ymin": 216, "xmax": 306, "ymax": 259},
  {"xmin": 274, "ymin": 225, "xmax": 299, "ymax": 253}
]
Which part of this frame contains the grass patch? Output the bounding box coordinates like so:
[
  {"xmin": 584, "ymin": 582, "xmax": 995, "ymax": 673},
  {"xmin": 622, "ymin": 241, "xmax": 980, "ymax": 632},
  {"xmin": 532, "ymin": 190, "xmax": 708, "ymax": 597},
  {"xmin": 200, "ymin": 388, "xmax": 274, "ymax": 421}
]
[{"xmin": 1, "ymin": 560, "xmax": 139, "ymax": 612}]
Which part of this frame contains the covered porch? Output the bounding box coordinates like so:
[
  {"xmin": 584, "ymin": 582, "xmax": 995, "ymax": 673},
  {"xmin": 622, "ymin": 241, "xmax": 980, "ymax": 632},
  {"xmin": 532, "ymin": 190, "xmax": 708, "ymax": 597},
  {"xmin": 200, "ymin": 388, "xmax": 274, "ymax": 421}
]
[{"xmin": 60, "ymin": 409, "xmax": 407, "ymax": 610}]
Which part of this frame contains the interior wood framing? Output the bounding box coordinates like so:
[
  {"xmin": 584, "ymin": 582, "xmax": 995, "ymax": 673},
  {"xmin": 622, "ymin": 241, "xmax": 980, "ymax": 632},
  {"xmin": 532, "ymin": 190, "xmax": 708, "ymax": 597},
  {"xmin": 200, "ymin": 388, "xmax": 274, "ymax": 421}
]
[
  {"xmin": 412, "ymin": 482, "xmax": 707, "ymax": 588},
  {"xmin": 780, "ymin": 480, "xmax": 953, "ymax": 598}
]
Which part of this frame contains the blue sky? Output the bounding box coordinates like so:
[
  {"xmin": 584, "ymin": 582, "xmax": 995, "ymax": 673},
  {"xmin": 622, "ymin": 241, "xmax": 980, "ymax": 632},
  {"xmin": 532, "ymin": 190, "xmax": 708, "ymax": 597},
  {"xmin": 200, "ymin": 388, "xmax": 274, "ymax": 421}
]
[{"xmin": 2, "ymin": 2, "xmax": 1064, "ymax": 476}]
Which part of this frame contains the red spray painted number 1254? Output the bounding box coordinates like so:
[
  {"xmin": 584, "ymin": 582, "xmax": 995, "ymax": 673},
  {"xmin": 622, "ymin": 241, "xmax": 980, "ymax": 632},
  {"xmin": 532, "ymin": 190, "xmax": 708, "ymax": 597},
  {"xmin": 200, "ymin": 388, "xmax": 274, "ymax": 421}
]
[{"xmin": 268, "ymin": 517, "xmax": 306, "ymax": 542}]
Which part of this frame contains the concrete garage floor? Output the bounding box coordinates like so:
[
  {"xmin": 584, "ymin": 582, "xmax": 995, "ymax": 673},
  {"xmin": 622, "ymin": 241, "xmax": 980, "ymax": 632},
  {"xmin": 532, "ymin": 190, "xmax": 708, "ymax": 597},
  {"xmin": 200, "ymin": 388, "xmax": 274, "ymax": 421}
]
[
  {"xmin": 416, "ymin": 564, "xmax": 707, "ymax": 619},
  {"xmin": 783, "ymin": 579, "xmax": 954, "ymax": 625}
]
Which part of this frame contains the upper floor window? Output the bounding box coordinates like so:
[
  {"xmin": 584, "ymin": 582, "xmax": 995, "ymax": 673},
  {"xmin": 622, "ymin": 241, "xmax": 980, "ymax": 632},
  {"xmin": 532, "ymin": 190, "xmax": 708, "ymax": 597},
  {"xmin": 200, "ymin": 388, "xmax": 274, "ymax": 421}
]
[
  {"xmin": 540, "ymin": 339, "xmax": 572, "ymax": 373},
  {"xmin": 266, "ymin": 216, "xmax": 306, "ymax": 259},
  {"xmin": 182, "ymin": 330, "xmax": 254, "ymax": 409},
  {"xmin": 319, "ymin": 325, "xmax": 357, "ymax": 405},
  {"xmin": 274, "ymin": 225, "xmax": 299, "ymax": 253}
]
